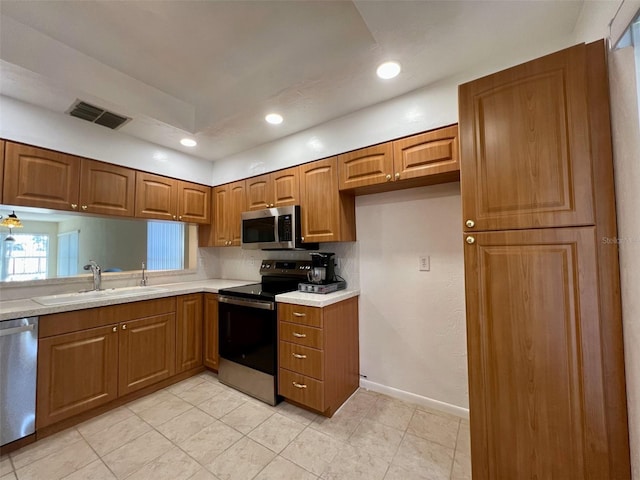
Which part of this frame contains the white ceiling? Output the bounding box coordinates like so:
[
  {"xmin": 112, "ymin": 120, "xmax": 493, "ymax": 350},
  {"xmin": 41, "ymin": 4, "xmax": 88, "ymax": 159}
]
[{"xmin": 0, "ymin": 0, "xmax": 585, "ymax": 162}]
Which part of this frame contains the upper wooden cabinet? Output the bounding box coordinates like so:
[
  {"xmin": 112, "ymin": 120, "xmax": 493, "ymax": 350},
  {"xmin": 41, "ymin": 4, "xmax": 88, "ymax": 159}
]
[
  {"xmin": 79, "ymin": 159, "xmax": 136, "ymax": 216},
  {"xmin": 338, "ymin": 125, "xmax": 459, "ymax": 192},
  {"xmin": 299, "ymin": 157, "xmax": 355, "ymax": 243},
  {"xmin": 199, "ymin": 180, "xmax": 245, "ymax": 247},
  {"xmin": 0, "ymin": 140, "xmax": 5, "ymax": 204},
  {"xmin": 3, "ymin": 142, "xmax": 82, "ymax": 211},
  {"xmin": 135, "ymin": 171, "xmax": 210, "ymax": 223},
  {"xmin": 246, "ymin": 166, "xmax": 300, "ymax": 211},
  {"xmin": 458, "ymin": 45, "xmax": 594, "ymax": 232}
]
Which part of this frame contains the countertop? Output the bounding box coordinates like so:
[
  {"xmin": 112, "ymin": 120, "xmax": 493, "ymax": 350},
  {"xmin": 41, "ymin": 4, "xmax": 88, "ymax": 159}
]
[{"xmin": 0, "ymin": 279, "xmax": 360, "ymax": 321}]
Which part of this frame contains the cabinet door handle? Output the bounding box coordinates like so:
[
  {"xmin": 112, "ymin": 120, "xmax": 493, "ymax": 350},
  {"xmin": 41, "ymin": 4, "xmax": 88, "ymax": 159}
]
[
  {"xmin": 178, "ymin": 215, "xmax": 182, "ymax": 220},
  {"xmin": 292, "ymin": 332, "xmax": 306, "ymax": 338},
  {"xmin": 172, "ymin": 215, "xmax": 177, "ymax": 220},
  {"xmin": 265, "ymin": 204, "xmax": 269, "ymax": 208},
  {"xmin": 292, "ymin": 353, "xmax": 307, "ymax": 359},
  {"xmin": 270, "ymin": 203, "xmax": 274, "ymax": 208},
  {"xmin": 122, "ymin": 324, "xmax": 127, "ymax": 330},
  {"xmin": 292, "ymin": 312, "xmax": 306, "ymax": 317},
  {"xmin": 465, "ymin": 219, "xmax": 475, "ymax": 228},
  {"xmin": 292, "ymin": 381, "xmax": 307, "ymax": 389},
  {"xmin": 394, "ymin": 172, "xmax": 400, "ymax": 180},
  {"xmin": 385, "ymin": 174, "xmax": 392, "ymax": 181},
  {"xmin": 112, "ymin": 326, "xmax": 117, "ymax": 333},
  {"xmin": 71, "ymin": 204, "xmax": 78, "ymax": 209},
  {"xmin": 466, "ymin": 236, "xmax": 476, "ymax": 245},
  {"xmin": 81, "ymin": 205, "xmax": 88, "ymax": 210}
]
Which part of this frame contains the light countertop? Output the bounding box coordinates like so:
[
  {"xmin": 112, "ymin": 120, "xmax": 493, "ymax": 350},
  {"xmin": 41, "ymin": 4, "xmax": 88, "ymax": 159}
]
[{"xmin": 275, "ymin": 289, "xmax": 360, "ymax": 307}]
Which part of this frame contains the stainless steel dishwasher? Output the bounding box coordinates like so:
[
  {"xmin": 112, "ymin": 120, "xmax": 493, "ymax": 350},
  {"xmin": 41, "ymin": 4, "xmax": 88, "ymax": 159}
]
[{"xmin": 0, "ymin": 317, "xmax": 38, "ymax": 446}]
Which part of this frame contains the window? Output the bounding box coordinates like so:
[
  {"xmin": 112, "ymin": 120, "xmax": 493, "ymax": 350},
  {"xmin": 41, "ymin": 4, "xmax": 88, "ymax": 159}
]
[
  {"xmin": 57, "ymin": 230, "xmax": 79, "ymax": 277},
  {"xmin": 146, "ymin": 221, "xmax": 184, "ymax": 270},
  {"xmin": 0, "ymin": 233, "xmax": 49, "ymax": 281}
]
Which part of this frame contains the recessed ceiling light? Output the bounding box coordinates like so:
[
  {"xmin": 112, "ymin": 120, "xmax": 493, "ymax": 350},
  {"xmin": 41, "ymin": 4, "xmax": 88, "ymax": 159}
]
[
  {"xmin": 376, "ymin": 61, "xmax": 401, "ymax": 79},
  {"xmin": 180, "ymin": 138, "xmax": 197, "ymax": 147},
  {"xmin": 265, "ymin": 113, "xmax": 283, "ymax": 125}
]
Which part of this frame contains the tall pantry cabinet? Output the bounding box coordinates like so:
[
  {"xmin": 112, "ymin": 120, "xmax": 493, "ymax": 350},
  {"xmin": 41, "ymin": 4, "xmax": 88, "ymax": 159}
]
[{"xmin": 459, "ymin": 41, "xmax": 630, "ymax": 479}]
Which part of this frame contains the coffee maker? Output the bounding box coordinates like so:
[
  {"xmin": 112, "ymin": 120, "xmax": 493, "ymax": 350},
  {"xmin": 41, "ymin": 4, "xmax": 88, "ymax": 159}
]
[{"xmin": 299, "ymin": 252, "xmax": 347, "ymax": 294}]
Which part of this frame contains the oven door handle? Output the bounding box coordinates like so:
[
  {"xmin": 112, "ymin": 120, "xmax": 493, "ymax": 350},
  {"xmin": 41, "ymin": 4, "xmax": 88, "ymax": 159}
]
[{"xmin": 218, "ymin": 295, "xmax": 275, "ymax": 311}]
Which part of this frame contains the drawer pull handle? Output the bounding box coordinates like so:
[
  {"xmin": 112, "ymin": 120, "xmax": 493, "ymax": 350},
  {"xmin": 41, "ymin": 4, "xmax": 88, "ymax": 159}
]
[
  {"xmin": 292, "ymin": 353, "xmax": 307, "ymax": 359},
  {"xmin": 292, "ymin": 332, "xmax": 307, "ymax": 338},
  {"xmin": 292, "ymin": 381, "xmax": 307, "ymax": 389},
  {"xmin": 292, "ymin": 312, "xmax": 306, "ymax": 317}
]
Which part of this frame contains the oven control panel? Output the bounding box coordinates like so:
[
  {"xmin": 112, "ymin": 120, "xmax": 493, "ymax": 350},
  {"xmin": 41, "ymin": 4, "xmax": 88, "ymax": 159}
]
[{"xmin": 260, "ymin": 259, "xmax": 312, "ymax": 277}]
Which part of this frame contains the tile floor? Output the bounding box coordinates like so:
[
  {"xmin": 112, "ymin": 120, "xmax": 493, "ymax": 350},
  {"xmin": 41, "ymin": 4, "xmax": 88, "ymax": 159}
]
[{"xmin": 0, "ymin": 372, "xmax": 471, "ymax": 480}]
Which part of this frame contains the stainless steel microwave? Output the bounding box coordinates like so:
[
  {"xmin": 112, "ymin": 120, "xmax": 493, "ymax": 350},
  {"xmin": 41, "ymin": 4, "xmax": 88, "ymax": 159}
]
[{"xmin": 241, "ymin": 205, "xmax": 317, "ymax": 250}]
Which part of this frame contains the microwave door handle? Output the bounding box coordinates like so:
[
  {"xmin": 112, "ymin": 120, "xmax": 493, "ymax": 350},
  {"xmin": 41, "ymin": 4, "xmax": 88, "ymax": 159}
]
[{"xmin": 274, "ymin": 212, "xmax": 279, "ymax": 243}]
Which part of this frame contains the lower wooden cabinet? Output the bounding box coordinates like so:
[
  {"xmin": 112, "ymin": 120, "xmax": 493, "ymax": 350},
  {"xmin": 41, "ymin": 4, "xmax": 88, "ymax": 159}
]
[
  {"xmin": 203, "ymin": 293, "xmax": 219, "ymax": 370},
  {"xmin": 37, "ymin": 298, "xmax": 177, "ymax": 428},
  {"xmin": 176, "ymin": 294, "xmax": 203, "ymax": 373},
  {"xmin": 277, "ymin": 297, "xmax": 359, "ymax": 416}
]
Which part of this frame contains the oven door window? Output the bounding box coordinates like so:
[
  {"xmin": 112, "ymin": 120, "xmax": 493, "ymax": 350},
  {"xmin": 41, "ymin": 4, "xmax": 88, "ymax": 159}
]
[
  {"xmin": 242, "ymin": 217, "xmax": 276, "ymax": 243},
  {"xmin": 219, "ymin": 302, "xmax": 276, "ymax": 375}
]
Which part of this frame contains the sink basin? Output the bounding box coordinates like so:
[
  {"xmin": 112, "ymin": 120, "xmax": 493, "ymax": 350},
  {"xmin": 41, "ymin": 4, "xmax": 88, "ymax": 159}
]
[{"xmin": 32, "ymin": 286, "xmax": 169, "ymax": 306}]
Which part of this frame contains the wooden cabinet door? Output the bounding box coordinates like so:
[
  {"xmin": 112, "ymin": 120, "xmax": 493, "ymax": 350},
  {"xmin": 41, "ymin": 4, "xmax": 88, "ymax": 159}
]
[
  {"xmin": 211, "ymin": 185, "xmax": 230, "ymax": 246},
  {"xmin": 118, "ymin": 313, "xmax": 176, "ymax": 396},
  {"xmin": 176, "ymin": 294, "xmax": 203, "ymax": 373},
  {"xmin": 272, "ymin": 166, "xmax": 300, "ymax": 207},
  {"xmin": 4, "ymin": 142, "xmax": 81, "ymax": 211},
  {"xmin": 392, "ymin": 125, "xmax": 459, "ymax": 181},
  {"xmin": 37, "ymin": 325, "xmax": 119, "ymax": 428},
  {"xmin": 203, "ymin": 293, "xmax": 219, "ymax": 370},
  {"xmin": 0, "ymin": 140, "xmax": 4, "ymax": 204},
  {"xmin": 79, "ymin": 159, "xmax": 135, "ymax": 217},
  {"xmin": 338, "ymin": 143, "xmax": 393, "ymax": 190},
  {"xmin": 246, "ymin": 173, "xmax": 273, "ymax": 211},
  {"xmin": 227, "ymin": 180, "xmax": 246, "ymax": 246},
  {"xmin": 463, "ymin": 227, "xmax": 610, "ymax": 480},
  {"xmin": 459, "ymin": 44, "xmax": 594, "ymax": 231},
  {"xmin": 178, "ymin": 181, "xmax": 210, "ymax": 224},
  {"xmin": 135, "ymin": 171, "xmax": 178, "ymax": 221}
]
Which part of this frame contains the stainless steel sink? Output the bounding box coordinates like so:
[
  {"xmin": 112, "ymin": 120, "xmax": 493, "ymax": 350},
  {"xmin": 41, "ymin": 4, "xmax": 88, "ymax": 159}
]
[{"xmin": 32, "ymin": 286, "xmax": 168, "ymax": 306}]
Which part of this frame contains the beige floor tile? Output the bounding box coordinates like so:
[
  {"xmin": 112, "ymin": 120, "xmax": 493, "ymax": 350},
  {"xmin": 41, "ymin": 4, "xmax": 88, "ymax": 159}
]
[
  {"xmin": 156, "ymin": 407, "xmax": 215, "ymax": 444},
  {"xmin": 392, "ymin": 433, "xmax": 454, "ymax": 480},
  {"xmin": 186, "ymin": 469, "xmax": 220, "ymax": 480},
  {"xmin": 310, "ymin": 407, "xmax": 364, "ymax": 442},
  {"xmin": 102, "ymin": 430, "xmax": 173, "ymax": 480},
  {"xmin": 340, "ymin": 390, "xmax": 378, "ymax": 417},
  {"xmin": 83, "ymin": 414, "xmax": 152, "ymax": 456},
  {"xmin": 281, "ymin": 426, "xmax": 344, "ymax": 476},
  {"xmin": 136, "ymin": 394, "xmax": 193, "ymax": 427},
  {"xmin": 197, "ymin": 389, "xmax": 248, "ymax": 419},
  {"xmin": 14, "ymin": 439, "xmax": 97, "ymax": 480},
  {"xmin": 275, "ymin": 401, "xmax": 319, "ymax": 426},
  {"xmin": 177, "ymin": 420, "xmax": 242, "ymax": 466},
  {"xmin": 77, "ymin": 407, "xmax": 136, "ymax": 438},
  {"xmin": 166, "ymin": 376, "xmax": 206, "ymax": 395},
  {"xmin": 455, "ymin": 422, "xmax": 471, "ymax": 457},
  {"xmin": 248, "ymin": 413, "xmax": 305, "ymax": 453},
  {"xmin": 177, "ymin": 380, "xmax": 226, "ymax": 406},
  {"xmin": 10, "ymin": 429, "xmax": 83, "ymax": 470},
  {"xmin": 126, "ymin": 446, "xmax": 203, "ymax": 480},
  {"xmin": 368, "ymin": 396, "xmax": 415, "ymax": 431},
  {"xmin": 383, "ymin": 463, "xmax": 432, "ymax": 480},
  {"xmin": 220, "ymin": 401, "xmax": 274, "ymax": 434},
  {"xmin": 207, "ymin": 437, "xmax": 275, "ymax": 480},
  {"xmin": 406, "ymin": 409, "xmax": 460, "ymax": 449},
  {"xmin": 254, "ymin": 456, "xmax": 317, "ymax": 480},
  {"xmin": 320, "ymin": 444, "xmax": 389, "ymax": 480},
  {"xmin": 61, "ymin": 459, "xmax": 116, "ymax": 480},
  {"xmin": 348, "ymin": 419, "xmax": 404, "ymax": 463},
  {"xmin": 0, "ymin": 472, "xmax": 16, "ymax": 480},
  {"xmin": 195, "ymin": 371, "xmax": 220, "ymax": 383},
  {"xmin": 451, "ymin": 451, "xmax": 472, "ymax": 480},
  {"xmin": 0, "ymin": 456, "xmax": 12, "ymax": 476},
  {"xmin": 126, "ymin": 390, "xmax": 176, "ymax": 414}
]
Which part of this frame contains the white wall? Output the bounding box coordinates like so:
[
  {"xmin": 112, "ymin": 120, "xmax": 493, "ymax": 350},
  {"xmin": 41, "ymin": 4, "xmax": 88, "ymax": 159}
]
[
  {"xmin": 0, "ymin": 95, "xmax": 213, "ymax": 184},
  {"xmin": 609, "ymin": 45, "xmax": 640, "ymax": 479}
]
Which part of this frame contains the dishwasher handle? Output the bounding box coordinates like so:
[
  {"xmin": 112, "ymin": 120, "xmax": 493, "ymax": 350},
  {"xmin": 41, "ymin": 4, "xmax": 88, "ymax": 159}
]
[{"xmin": 0, "ymin": 324, "xmax": 36, "ymax": 337}]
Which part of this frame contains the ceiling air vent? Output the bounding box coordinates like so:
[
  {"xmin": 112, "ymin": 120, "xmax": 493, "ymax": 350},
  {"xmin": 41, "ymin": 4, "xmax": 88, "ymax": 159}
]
[{"xmin": 67, "ymin": 100, "xmax": 130, "ymax": 130}]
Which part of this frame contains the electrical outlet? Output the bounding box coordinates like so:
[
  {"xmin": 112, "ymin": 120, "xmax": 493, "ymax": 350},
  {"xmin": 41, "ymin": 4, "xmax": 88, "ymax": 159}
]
[
  {"xmin": 419, "ymin": 256, "xmax": 430, "ymax": 271},
  {"xmin": 335, "ymin": 258, "xmax": 342, "ymax": 269}
]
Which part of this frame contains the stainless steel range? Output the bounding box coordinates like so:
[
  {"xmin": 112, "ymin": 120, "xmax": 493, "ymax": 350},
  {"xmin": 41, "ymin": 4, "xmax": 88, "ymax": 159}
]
[{"xmin": 217, "ymin": 259, "xmax": 311, "ymax": 405}]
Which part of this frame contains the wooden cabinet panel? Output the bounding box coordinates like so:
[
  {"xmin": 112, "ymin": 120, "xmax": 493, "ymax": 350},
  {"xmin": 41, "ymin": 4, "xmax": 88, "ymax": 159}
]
[
  {"xmin": 178, "ymin": 181, "xmax": 210, "ymax": 224},
  {"xmin": 135, "ymin": 171, "xmax": 178, "ymax": 221},
  {"xmin": 118, "ymin": 313, "xmax": 176, "ymax": 396},
  {"xmin": 278, "ymin": 369, "xmax": 324, "ymax": 412},
  {"xmin": 246, "ymin": 173, "xmax": 273, "ymax": 211},
  {"xmin": 203, "ymin": 293, "xmax": 219, "ymax": 370},
  {"xmin": 279, "ymin": 322, "xmax": 323, "ymax": 349},
  {"xmin": 272, "ymin": 166, "xmax": 300, "ymax": 207},
  {"xmin": 201, "ymin": 180, "xmax": 246, "ymax": 247},
  {"xmin": 228, "ymin": 181, "xmax": 245, "ymax": 245},
  {"xmin": 392, "ymin": 125, "xmax": 459, "ymax": 181},
  {"xmin": 279, "ymin": 341, "xmax": 323, "ymax": 380},
  {"xmin": 176, "ymin": 294, "xmax": 203, "ymax": 373},
  {"xmin": 459, "ymin": 44, "xmax": 594, "ymax": 231},
  {"xmin": 278, "ymin": 303, "xmax": 322, "ymax": 328},
  {"xmin": 463, "ymin": 227, "xmax": 609, "ymax": 479},
  {"xmin": 4, "ymin": 142, "xmax": 81, "ymax": 211},
  {"xmin": 79, "ymin": 159, "xmax": 135, "ymax": 217},
  {"xmin": 299, "ymin": 157, "xmax": 355, "ymax": 243},
  {"xmin": 0, "ymin": 140, "xmax": 4, "ymax": 204},
  {"xmin": 338, "ymin": 143, "xmax": 393, "ymax": 190},
  {"xmin": 37, "ymin": 324, "xmax": 119, "ymax": 428}
]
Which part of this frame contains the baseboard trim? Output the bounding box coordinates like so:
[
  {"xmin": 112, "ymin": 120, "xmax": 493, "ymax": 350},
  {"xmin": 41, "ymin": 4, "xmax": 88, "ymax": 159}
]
[{"xmin": 359, "ymin": 378, "xmax": 469, "ymax": 420}]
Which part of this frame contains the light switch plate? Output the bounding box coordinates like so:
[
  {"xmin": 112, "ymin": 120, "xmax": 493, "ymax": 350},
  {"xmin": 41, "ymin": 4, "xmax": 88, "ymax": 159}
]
[{"xmin": 419, "ymin": 256, "xmax": 430, "ymax": 271}]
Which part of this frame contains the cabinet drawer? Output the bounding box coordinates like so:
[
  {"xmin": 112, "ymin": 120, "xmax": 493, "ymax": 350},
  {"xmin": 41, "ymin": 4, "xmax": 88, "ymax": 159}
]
[
  {"xmin": 279, "ymin": 321, "xmax": 323, "ymax": 349},
  {"xmin": 279, "ymin": 341, "xmax": 323, "ymax": 380},
  {"xmin": 278, "ymin": 368, "xmax": 324, "ymax": 412},
  {"xmin": 278, "ymin": 303, "xmax": 322, "ymax": 327}
]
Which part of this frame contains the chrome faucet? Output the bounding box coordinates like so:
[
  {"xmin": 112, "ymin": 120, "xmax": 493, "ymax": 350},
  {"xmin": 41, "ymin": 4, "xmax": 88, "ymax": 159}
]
[
  {"xmin": 140, "ymin": 262, "xmax": 147, "ymax": 287},
  {"xmin": 83, "ymin": 260, "xmax": 102, "ymax": 291}
]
